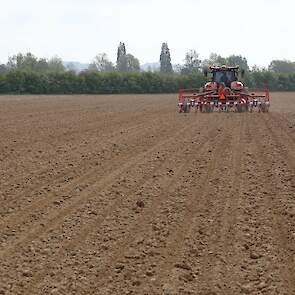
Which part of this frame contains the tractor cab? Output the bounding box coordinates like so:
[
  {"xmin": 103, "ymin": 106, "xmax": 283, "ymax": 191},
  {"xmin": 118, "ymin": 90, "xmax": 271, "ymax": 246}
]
[{"xmin": 210, "ymin": 66, "xmax": 239, "ymax": 87}]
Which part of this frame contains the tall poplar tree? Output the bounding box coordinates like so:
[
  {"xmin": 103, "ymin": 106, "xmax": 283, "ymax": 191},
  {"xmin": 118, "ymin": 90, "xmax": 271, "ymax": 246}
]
[
  {"xmin": 160, "ymin": 43, "xmax": 173, "ymax": 73},
  {"xmin": 117, "ymin": 42, "xmax": 127, "ymax": 72}
]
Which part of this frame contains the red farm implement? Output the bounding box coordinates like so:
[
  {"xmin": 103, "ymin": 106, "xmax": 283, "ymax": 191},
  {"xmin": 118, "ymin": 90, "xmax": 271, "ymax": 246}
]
[{"xmin": 178, "ymin": 66, "xmax": 270, "ymax": 113}]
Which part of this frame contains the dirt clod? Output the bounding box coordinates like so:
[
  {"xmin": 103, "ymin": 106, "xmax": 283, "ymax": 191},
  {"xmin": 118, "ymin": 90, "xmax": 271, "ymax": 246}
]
[
  {"xmin": 250, "ymin": 251, "xmax": 262, "ymax": 259},
  {"xmin": 136, "ymin": 200, "xmax": 145, "ymax": 208}
]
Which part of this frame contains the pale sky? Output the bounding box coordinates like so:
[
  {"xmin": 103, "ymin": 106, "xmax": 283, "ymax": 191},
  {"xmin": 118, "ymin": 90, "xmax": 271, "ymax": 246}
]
[{"xmin": 0, "ymin": 0, "xmax": 294, "ymax": 67}]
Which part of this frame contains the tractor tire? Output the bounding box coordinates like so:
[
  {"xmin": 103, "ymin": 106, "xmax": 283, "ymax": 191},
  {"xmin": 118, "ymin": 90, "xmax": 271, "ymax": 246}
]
[
  {"xmin": 204, "ymin": 104, "xmax": 212, "ymax": 113},
  {"xmin": 260, "ymin": 103, "xmax": 269, "ymax": 113},
  {"xmin": 236, "ymin": 104, "xmax": 244, "ymax": 113},
  {"xmin": 183, "ymin": 102, "xmax": 190, "ymax": 113}
]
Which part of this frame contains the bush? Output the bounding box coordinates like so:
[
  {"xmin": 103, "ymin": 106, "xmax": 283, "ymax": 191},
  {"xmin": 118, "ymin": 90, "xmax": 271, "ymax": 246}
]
[{"xmin": 0, "ymin": 70, "xmax": 294, "ymax": 95}]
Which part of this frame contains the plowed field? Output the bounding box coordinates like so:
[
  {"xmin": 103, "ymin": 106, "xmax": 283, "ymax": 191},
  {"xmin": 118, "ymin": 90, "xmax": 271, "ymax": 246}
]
[{"xmin": 0, "ymin": 93, "xmax": 294, "ymax": 295}]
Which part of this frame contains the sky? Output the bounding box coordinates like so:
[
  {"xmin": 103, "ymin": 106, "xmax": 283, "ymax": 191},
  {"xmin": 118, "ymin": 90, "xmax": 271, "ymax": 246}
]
[{"xmin": 0, "ymin": 0, "xmax": 294, "ymax": 67}]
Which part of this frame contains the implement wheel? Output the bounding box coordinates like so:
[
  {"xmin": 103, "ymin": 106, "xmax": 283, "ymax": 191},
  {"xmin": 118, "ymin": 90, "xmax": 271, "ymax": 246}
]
[
  {"xmin": 183, "ymin": 99, "xmax": 191, "ymax": 113},
  {"xmin": 260, "ymin": 103, "xmax": 269, "ymax": 113}
]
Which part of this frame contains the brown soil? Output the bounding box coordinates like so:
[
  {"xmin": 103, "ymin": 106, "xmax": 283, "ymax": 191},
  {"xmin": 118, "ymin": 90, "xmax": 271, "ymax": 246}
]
[{"xmin": 0, "ymin": 93, "xmax": 294, "ymax": 295}]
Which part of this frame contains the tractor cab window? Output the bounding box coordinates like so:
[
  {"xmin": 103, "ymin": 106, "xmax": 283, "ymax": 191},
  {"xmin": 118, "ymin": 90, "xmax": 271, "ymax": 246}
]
[{"xmin": 213, "ymin": 71, "xmax": 237, "ymax": 87}]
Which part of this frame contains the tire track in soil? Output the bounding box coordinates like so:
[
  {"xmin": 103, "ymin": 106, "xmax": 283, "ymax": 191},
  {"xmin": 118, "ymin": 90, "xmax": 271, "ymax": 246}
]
[
  {"xmin": 0, "ymin": 106, "xmax": 171, "ymax": 161},
  {"xmin": 0, "ymin": 95, "xmax": 164, "ymax": 133},
  {"xmin": 153, "ymin": 115, "xmax": 243, "ymax": 294},
  {"xmin": 0, "ymin": 97, "xmax": 172, "ymax": 189},
  {"xmin": 195, "ymin": 114, "xmax": 279, "ymax": 295},
  {"xmin": 193, "ymin": 113, "xmax": 294, "ymax": 295},
  {"xmin": 0, "ymin": 112, "xmax": 177, "ymax": 231},
  {"xmin": 229, "ymin": 114, "xmax": 285, "ymax": 295},
  {"xmin": 0, "ymin": 114, "xmax": 208, "ymax": 293},
  {"xmin": 233, "ymin": 115, "xmax": 280, "ymax": 295},
  {"xmin": 165, "ymin": 112, "xmax": 294, "ymax": 295},
  {"xmin": 267, "ymin": 113, "xmax": 295, "ymax": 145},
  {"xmin": 204, "ymin": 114, "xmax": 245, "ymax": 290},
  {"xmin": 253, "ymin": 114, "xmax": 295, "ymax": 293},
  {"xmin": 0, "ymin": 110, "xmax": 174, "ymax": 215},
  {"xmin": 0, "ymin": 118, "xmax": 194, "ymax": 260},
  {"xmin": 205, "ymin": 113, "xmax": 295, "ymax": 295},
  {"xmin": 18, "ymin": 149, "xmax": 179, "ymax": 295},
  {"xmin": 31, "ymin": 115, "xmax": 225, "ymax": 295},
  {"xmin": 0, "ymin": 119, "xmax": 147, "ymax": 215},
  {"xmin": 218, "ymin": 115, "xmax": 276, "ymax": 295},
  {"xmin": 263, "ymin": 113, "xmax": 295, "ymax": 165},
  {"xmin": 0, "ymin": 131, "xmax": 154, "ymax": 242},
  {"xmin": 79, "ymin": 115, "xmax": 233, "ymax": 295},
  {"xmin": 24, "ymin": 114, "xmax": 220, "ymax": 294},
  {"xmin": 164, "ymin": 114, "xmax": 245, "ymax": 295}
]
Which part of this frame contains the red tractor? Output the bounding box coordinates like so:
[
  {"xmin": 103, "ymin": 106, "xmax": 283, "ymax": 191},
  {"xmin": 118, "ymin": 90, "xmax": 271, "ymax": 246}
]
[{"xmin": 178, "ymin": 66, "xmax": 270, "ymax": 113}]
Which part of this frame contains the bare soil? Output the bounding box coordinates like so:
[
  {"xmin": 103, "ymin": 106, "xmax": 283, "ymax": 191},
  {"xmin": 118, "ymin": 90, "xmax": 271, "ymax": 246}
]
[{"xmin": 0, "ymin": 93, "xmax": 294, "ymax": 295}]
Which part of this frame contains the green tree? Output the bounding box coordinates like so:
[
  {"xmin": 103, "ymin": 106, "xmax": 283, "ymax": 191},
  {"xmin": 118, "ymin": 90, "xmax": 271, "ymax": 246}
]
[
  {"xmin": 7, "ymin": 52, "xmax": 50, "ymax": 72},
  {"xmin": 48, "ymin": 56, "xmax": 65, "ymax": 73},
  {"xmin": 268, "ymin": 60, "xmax": 295, "ymax": 73},
  {"xmin": 226, "ymin": 55, "xmax": 249, "ymax": 71},
  {"xmin": 7, "ymin": 53, "xmax": 41, "ymax": 71},
  {"xmin": 123, "ymin": 54, "xmax": 140, "ymax": 72},
  {"xmin": 116, "ymin": 42, "xmax": 127, "ymax": 72},
  {"xmin": 202, "ymin": 53, "xmax": 227, "ymax": 68},
  {"xmin": 251, "ymin": 65, "xmax": 267, "ymax": 72},
  {"xmin": 116, "ymin": 42, "xmax": 140, "ymax": 72},
  {"xmin": 6, "ymin": 53, "xmax": 65, "ymax": 73},
  {"xmin": 181, "ymin": 50, "xmax": 201, "ymax": 74},
  {"xmin": 89, "ymin": 53, "xmax": 115, "ymax": 72},
  {"xmin": 160, "ymin": 43, "xmax": 173, "ymax": 73},
  {"xmin": 0, "ymin": 64, "xmax": 7, "ymax": 73}
]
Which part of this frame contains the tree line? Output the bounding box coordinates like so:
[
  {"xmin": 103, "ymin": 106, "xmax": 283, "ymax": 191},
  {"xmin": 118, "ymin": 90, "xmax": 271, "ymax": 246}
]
[{"xmin": 0, "ymin": 42, "xmax": 295, "ymax": 94}]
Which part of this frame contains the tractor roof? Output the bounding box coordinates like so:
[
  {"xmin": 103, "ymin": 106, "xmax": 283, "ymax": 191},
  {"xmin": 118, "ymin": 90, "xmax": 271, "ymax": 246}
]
[{"xmin": 209, "ymin": 65, "xmax": 239, "ymax": 72}]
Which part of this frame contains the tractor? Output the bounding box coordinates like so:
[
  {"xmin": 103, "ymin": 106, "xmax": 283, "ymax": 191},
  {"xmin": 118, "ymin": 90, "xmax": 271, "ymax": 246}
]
[{"xmin": 178, "ymin": 66, "xmax": 270, "ymax": 113}]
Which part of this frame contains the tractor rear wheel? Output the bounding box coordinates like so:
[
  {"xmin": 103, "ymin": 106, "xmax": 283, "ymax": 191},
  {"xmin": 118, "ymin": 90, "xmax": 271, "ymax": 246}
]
[{"xmin": 183, "ymin": 101, "xmax": 190, "ymax": 113}]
